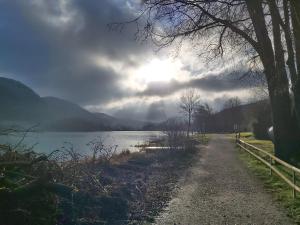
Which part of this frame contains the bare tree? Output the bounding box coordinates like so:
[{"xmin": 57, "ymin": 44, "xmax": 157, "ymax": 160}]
[
  {"xmin": 194, "ymin": 103, "xmax": 213, "ymax": 133},
  {"xmin": 179, "ymin": 89, "xmax": 201, "ymax": 137},
  {"xmin": 124, "ymin": 0, "xmax": 300, "ymax": 162},
  {"xmin": 223, "ymin": 97, "xmax": 242, "ymax": 110},
  {"xmin": 223, "ymin": 97, "xmax": 243, "ymax": 132}
]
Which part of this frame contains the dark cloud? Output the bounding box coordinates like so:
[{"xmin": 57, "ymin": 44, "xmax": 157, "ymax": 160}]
[
  {"xmin": 0, "ymin": 0, "xmax": 147, "ymax": 105},
  {"xmin": 45, "ymin": 64, "xmax": 126, "ymax": 105},
  {"xmin": 137, "ymin": 71, "xmax": 253, "ymax": 97},
  {"xmin": 138, "ymin": 80, "xmax": 181, "ymax": 97},
  {"xmin": 146, "ymin": 101, "xmax": 167, "ymax": 122},
  {"xmin": 113, "ymin": 100, "xmax": 170, "ymax": 122}
]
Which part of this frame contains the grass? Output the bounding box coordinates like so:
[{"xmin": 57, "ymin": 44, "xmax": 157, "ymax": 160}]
[
  {"xmin": 239, "ymin": 132, "xmax": 274, "ymax": 154},
  {"xmin": 192, "ymin": 133, "xmax": 210, "ymax": 145},
  {"xmin": 236, "ymin": 132, "xmax": 300, "ymax": 223}
]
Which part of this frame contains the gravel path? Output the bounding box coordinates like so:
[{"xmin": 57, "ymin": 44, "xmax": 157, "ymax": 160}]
[{"xmin": 152, "ymin": 134, "xmax": 295, "ymax": 225}]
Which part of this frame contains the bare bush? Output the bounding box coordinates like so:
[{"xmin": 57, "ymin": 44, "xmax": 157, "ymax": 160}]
[
  {"xmin": 87, "ymin": 137, "xmax": 118, "ymax": 164},
  {"xmin": 0, "ymin": 128, "xmax": 69, "ymax": 225},
  {"xmin": 0, "ymin": 128, "xmax": 132, "ymax": 224},
  {"xmin": 163, "ymin": 118, "xmax": 186, "ymax": 149}
]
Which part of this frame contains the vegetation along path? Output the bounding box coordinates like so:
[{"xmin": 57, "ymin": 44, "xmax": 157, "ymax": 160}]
[{"xmin": 152, "ymin": 134, "xmax": 295, "ymax": 225}]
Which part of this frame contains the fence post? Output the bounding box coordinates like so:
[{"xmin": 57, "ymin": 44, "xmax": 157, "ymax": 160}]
[
  {"xmin": 269, "ymin": 155, "xmax": 272, "ymax": 176},
  {"xmin": 293, "ymin": 170, "xmax": 296, "ymax": 198}
]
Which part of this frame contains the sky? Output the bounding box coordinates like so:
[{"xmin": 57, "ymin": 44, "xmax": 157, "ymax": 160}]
[{"xmin": 0, "ymin": 0, "xmax": 256, "ymax": 122}]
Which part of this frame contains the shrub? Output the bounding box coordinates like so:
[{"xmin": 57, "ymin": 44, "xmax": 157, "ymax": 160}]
[
  {"xmin": 252, "ymin": 102, "xmax": 272, "ymax": 140},
  {"xmin": 87, "ymin": 137, "xmax": 118, "ymax": 164},
  {"xmin": 162, "ymin": 118, "xmax": 186, "ymax": 149}
]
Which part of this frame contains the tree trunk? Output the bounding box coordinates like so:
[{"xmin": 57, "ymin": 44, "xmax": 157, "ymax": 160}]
[
  {"xmin": 187, "ymin": 112, "xmax": 191, "ymax": 138},
  {"xmin": 267, "ymin": 68, "xmax": 300, "ymax": 164},
  {"xmin": 293, "ymin": 80, "xmax": 300, "ymax": 130},
  {"xmin": 290, "ymin": 0, "xmax": 300, "ymax": 74},
  {"xmin": 290, "ymin": 0, "xmax": 300, "ymax": 130}
]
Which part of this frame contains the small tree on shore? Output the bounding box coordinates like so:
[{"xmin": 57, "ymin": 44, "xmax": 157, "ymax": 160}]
[
  {"xmin": 179, "ymin": 89, "xmax": 201, "ymax": 138},
  {"xmin": 163, "ymin": 118, "xmax": 185, "ymax": 149}
]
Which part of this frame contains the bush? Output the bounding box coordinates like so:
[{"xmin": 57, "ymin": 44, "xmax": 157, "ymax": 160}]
[
  {"xmin": 162, "ymin": 118, "xmax": 186, "ymax": 149},
  {"xmin": 0, "ymin": 146, "xmax": 60, "ymax": 225},
  {"xmin": 0, "ymin": 130, "xmax": 126, "ymax": 225},
  {"xmin": 87, "ymin": 137, "xmax": 118, "ymax": 164},
  {"xmin": 252, "ymin": 102, "xmax": 272, "ymax": 140}
]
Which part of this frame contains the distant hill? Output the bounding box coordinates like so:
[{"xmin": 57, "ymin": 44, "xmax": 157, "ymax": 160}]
[
  {"xmin": 221, "ymin": 100, "xmax": 270, "ymax": 131},
  {"xmin": 196, "ymin": 99, "xmax": 271, "ymax": 133},
  {"xmin": 0, "ymin": 77, "xmax": 44, "ymax": 122},
  {"xmin": 0, "ymin": 77, "xmax": 147, "ymax": 131},
  {"xmin": 93, "ymin": 113, "xmax": 146, "ymax": 130}
]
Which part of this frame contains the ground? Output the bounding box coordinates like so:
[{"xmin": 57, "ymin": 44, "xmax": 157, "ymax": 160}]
[{"xmin": 150, "ymin": 134, "xmax": 295, "ymax": 225}]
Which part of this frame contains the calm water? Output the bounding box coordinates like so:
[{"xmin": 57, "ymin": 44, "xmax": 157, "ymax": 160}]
[{"xmin": 0, "ymin": 131, "xmax": 163, "ymax": 155}]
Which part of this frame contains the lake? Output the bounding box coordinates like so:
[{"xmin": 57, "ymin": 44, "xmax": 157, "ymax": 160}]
[{"xmin": 0, "ymin": 131, "xmax": 163, "ymax": 155}]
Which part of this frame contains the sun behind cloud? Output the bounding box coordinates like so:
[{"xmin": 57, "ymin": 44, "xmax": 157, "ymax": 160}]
[{"xmin": 136, "ymin": 59, "xmax": 178, "ymax": 83}]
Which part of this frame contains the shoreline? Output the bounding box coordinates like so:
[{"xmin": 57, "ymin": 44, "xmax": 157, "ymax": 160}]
[
  {"xmin": 0, "ymin": 134, "xmax": 206, "ymax": 225},
  {"xmin": 58, "ymin": 137, "xmax": 203, "ymax": 224}
]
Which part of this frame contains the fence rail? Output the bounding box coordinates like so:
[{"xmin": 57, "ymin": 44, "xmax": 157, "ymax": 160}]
[{"xmin": 236, "ymin": 137, "xmax": 300, "ymax": 198}]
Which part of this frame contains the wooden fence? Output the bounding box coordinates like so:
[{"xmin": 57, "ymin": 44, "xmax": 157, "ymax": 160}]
[{"xmin": 236, "ymin": 137, "xmax": 300, "ymax": 198}]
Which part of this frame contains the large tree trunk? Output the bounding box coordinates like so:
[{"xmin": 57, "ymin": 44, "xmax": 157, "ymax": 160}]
[
  {"xmin": 267, "ymin": 68, "xmax": 300, "ymax": 164},
  {"xmin": 293, "ymin": 80, "xmax": 300, "ymax": 130},
  {"xmin": 187, "ymin": 112, "xmax": 191, "ymax": 138},
  {"xmin": 290, "ymin": 0, "xmax": 300, "ymax": 73},
  {"xmin": 290, "ymin": 0, "xmax": 300, "ymax": 131}
]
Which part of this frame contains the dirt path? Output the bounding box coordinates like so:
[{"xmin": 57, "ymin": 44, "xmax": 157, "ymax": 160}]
[{"xmin": 152, "ymin": 134, "xmax": 295, "ymax": 225}]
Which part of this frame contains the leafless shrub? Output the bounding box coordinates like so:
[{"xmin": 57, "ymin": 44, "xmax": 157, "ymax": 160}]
[
  {"xmin": 118, "ymin": 149, "xmax": 130, "ymax": 157},
  {"xmin": 163, "ymin": 118, "xmax": 186, "ymax": 149},
  {"xmin": 60, "ymin": 142, "xmax": 82, "ymax": 163},
  {"xmin": 87, "ymin": 137, "xmax": 104, "ymax": 163},
  {"xmin": 0, "ymin": 127, "xmax": 71, "ymax": 224},
  {"xmin": 87, "ymin": 137, "xmax": 118, "ymax": 164},
  {"xmin": 0, "ymin": 128, "xmax": 132, "ymax": 224}
]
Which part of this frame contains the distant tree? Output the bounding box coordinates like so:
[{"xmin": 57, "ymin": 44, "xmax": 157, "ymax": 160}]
[
  {"xmin": 194, "ymin": 103, "xmax": 213, "ymax": 133},
  {"xmin": 179, "ymin": 89, "xmax": 201, "ymax": 137},
  {"xmin": 223, "ymin": 97, "xmax": 242, "ymax": 110},
  {"xmin": 163, "ymin": 118, "xmax": 185, "ymax": 148},
  {"xmin": 222, "ymin": 97, "xmax": 243, "ymax": 132}
]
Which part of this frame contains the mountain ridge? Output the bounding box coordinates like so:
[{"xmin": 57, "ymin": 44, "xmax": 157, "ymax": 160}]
[{"xmin": 0, "ymin": 77, "xmax": 147, "ymax": 131}]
